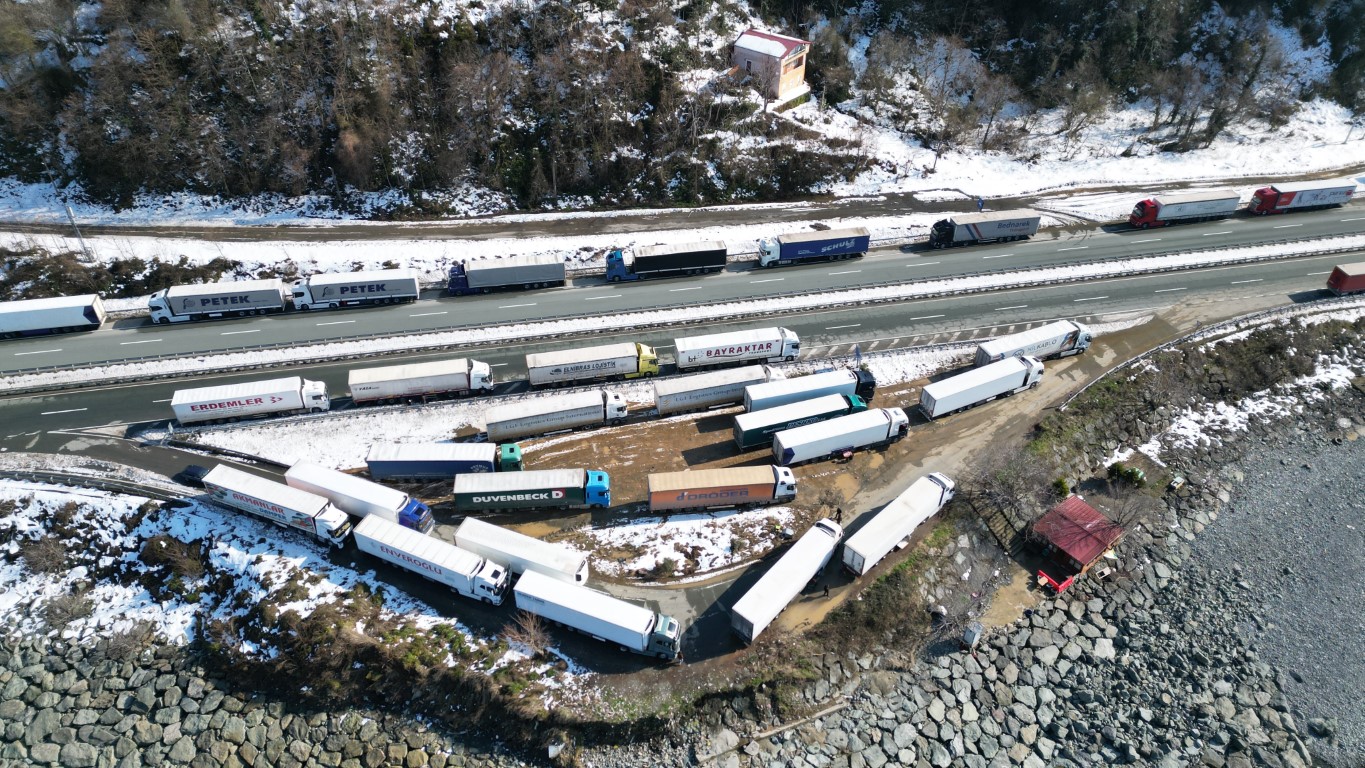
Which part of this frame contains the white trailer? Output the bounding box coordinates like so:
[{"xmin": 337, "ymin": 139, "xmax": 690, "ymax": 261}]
[
  {"xmin": 202, "ymin": 465, "xmax": 352, "ymax": 547},
  {"xmin": 0, "ymin": 295, "xmax": 107, "ymax": 339},
  {"xmin": 673, "ymin": 327, "xmax": 801, "ymax": 370},
  {"xmin": 653, "ymin": 366, "xmax": 778, "ymax": 415},
  {"xmin": 974, "ymin": 320, "xmax": 1093, "ymax": 367},
  {"xmin": 1249, "ymin": 180, "xmax": 1356, "ymax": 214},
  {"xmin": 773, "ymin": 408, "xmax": 909, "ymax": 466},
  {"xmin": 348, "ymin": 358, "xmax": 494, "ymax": 404},
  {"xmin": 920, "ymin": 356, "xmax": 1044, "ymax": 420},
  {"xmin": 513, "ymin": 570, "xmax": 682, "ymax": 659},
  {"xmin": 454, "ymin": 517, "xmax": 589, "ymax": 584},
  {"xmin": 744, "ymin": 369, "xmax": 877, "ymax": 412},
  {"xmin": 730, "ymin": 519, "xmax": 842, "ymax": 643},
  {"xmin": 171, "ymin": 376, "xmax": 330, "ymax": 424},
  {"xmin": 526, "ymin": 342, "xmax": 657, "ymax": 387},
  {"xmin": 1129, "ymin": 189, "xmax": 1240, "ymax": 228},
  {"xmin": 148, "ymin": 278, "xmax": 290, "ymax": 323},
  {"xmin": 482, "ymin": 390, "xmax": 628, "ymax": 442},
  {"xmin": 842, "ymin": 473, "xmax": 955, "ymax": 576},
  {"xmin": 351, "ymin": 516, "xmax": 510, "ymax": 605},
  {"xmin": 290, "ymin": 268, "xmax": 420, "ymax": 310},
  {"xmin": 284, "ymin": 461, "xmax": 435, "ymax": 533},
  {"xmin": 928, "ymin": 210, "xmax": 1041, "ymax": 248}
]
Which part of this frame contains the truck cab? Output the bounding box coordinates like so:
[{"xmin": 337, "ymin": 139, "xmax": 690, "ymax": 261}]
[
  {"xmin": 586, "ymin": 471, "xmax": 611, "ymax": 508},
  {"xmin": 774, "ymin": 467, "xmax": 798, "ymax": 502},
  {"xmin": 469, "ymin": 360, "xmax": 496, "ymax": 393},
  {"xmin": 301, "ymin": 380, "xmax": 332, "ymax": 412},
  {"xmin": 473, "ymin": 561, "xmax": 511, "ymax": 605},
  {"xmin": 446, "ymin": 262, "xmax": 475, "ymax": 294},
  {"xmin": 777, "ymin": 327, "xmax": 801, "ymax": 360},
  {"xmin": 926, "ymin": 472, "xmax": 956, "ymax": 505},
  {"xmin": 1128, "ymin": 199, "xmax": 1160, "ymax": 228},
  {"xmin": 927, "ymin": 219, "xmax": 957, "ymax": 248},
  {"xmin": 853, "ymin": 369, "xmax": 877, "ymax": 400},
  {"xmin": 604, "ymin": 392, "xmax": 628, "ymax": 422},
  {"xmin": 146, "ymin": 290, "xmax": 183, "ymax": 324},
  {"xmin": 399, "ymin": 497, "xmax": 435, "ymax": 534},
  {"xmin": 318, "ymin": 507, "xmax": 354, "ymax": 548},
  {"xmin": 497, "ymin": 443, "xmax": 524, "ymax": 471},
  {"xmin": 634, "ymin": 344, "xmax": 660, "ymax": 377},
  {"xmin": 646, "ymin": 613, "xmax": 682, "ymax": 660},
  {"xmin": 604, "ymin": 249, "xmax": 638, "ymax": 282}
]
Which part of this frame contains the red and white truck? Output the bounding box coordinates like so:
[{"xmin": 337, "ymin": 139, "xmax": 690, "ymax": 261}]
[
  {"xmin": 1248, "ymin": 181, "xmax": 1355, "ymax": 215},
  {"xmin": 171, "ymin": 376, "xmax": 330, "ymax": 424},
  {"xmin": 202, "ymin": 465, "xmax": 352, "ymax": 548},
  {"xmin": 1128, "ymin": 190, "xmax": 1240, "ymax": 228},
  {"xmin": 1326, "ymin": 262, "xmax": 1365, "ymax": 296}
]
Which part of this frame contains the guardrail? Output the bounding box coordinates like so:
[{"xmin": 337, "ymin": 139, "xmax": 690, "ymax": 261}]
[
  {"xmin": 3, "ymin": 234, "xmax": 1363, "ymax": 395},
  {"xmin": 0, "ymin": 469, "xmax": 186, "ymax": 501}
]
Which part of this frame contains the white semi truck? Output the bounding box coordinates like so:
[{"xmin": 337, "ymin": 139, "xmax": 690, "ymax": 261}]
[
  {"xmin": 454, "ymin": 517, "xmax": 590, "ymax": 584},
  {"xmin": 744, "ymin": 369, "xmax": 877, "ymax": 412},
  {"xmin": 919, "ymin": 356, "xmax": 1044, "ymax": 420},
  {"xmin": 0, "ymin": 295, "xmax": 106, "ymax": 339},
  {"xmin": 525, "ymin": 342, "xmax": 658, "ymax": 387},
  {"xmin": 1128, "ymin": 189, "xmax": 1240, "ymax": 228},
  {"xmin": 928, "ymin": 210, "xmax": 1041, "ymax": 248},
  {"xmin": 652, "ymin": 366, "xmax": 778, "ymax": 415},
  {"xmin": 284, "ymin": 461, "xmax": 435, "ymax": 533},
  {"xmin": 201, "ymin": 465, "xmax": 352, "ymax": 548},
  {"xmin": 148, "ymin": 278, "xmax": 290, "ymax": 323},
  {"xmin": 772, "ymin": 407, "xmax": 909, "ymax": 467},
  {"xmin": 673, "ymin": 327, "xmax": 800, "ymax": 370},
  {"xmin": 730, "ymin": 519, "xmax": 842, "ymax": 644},
  {"xmin": 974, "ymin": 320, "xmax": 1092, "ymax": 367},
  {"xmin": 351, "ymin": 515, "xmax": 510, "ymax": 605},
  {"xmin": 290, "ymin": 268, "xmax": 420, "ymax": 310},
  {"xmin": 171, "ymin": 376, "xmax": 330, "ymax": 424},
  {"xmin": 348, "ymin": 358, "xmax": 495, "ymax": 404},
  {"xmin": 842, "ymin": 473, "xmax": 955, "ymax": 576},
  {"xmin": 513, "ymin": 570, "xmax": 682, "ymax": 660},
  {"xmin": 482, "ymin": 390, "xmax": 627, "ymax": 442}
]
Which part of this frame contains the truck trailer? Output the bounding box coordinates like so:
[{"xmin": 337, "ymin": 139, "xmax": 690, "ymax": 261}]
[
  {"xmin": 148, "ymin": 279, "xmax": 290, "ymax": 324},
  {"xmin": 366, "ymin": 443, "xmax": 523, "ymax": 482},
  {"xmin": 1327, "ymin": 262, "xmax": 1365, "ymax": 296},
  {"xmin": 351, "ymin": 515, "xmax": 509, "ymax": 604},
  {"xmin": 647, "ymin": 465, "xmax": 797, "ymax": 512},
  {"xmin": 482, "ymin": 390, "xmax": 627, "ymax": 442},
  {"xmin": 773, "ymin": 408, "xmax": 909, "ymax": 466},
  {"xmin": 202, "ymin": 465, "xmax": 352, "ymax": 548},
  {"xmin": 1128, "ymin": 190, "xmax": 1240, "ymax": 228},
  {"xmin": 744, "ymin": 369, "xmax": 877, "ymax": 412},
  {"xmin": 733, "ymin": 394, "xmax": 867, "ymax": 451},
  {"xmin": 513, "ymin": 571, "xmax": 682, "ymax": 660},
  {"xmin": 757, "ymin": 227, "xmax": 871, "ymax": 267},
  {"xmin": 526, "ymin": 342, "xmax": 659, "ymax": 387},
  {"xmin": 171, "ymin": 376, "xmax": 330, "ymax": 424},
  {"xmin": 928, "ymin": 210, "xmax": 1040, "ymax": 248},
  {"xmin": 673, "ymin": 327, "xmax": 800, "ymax": 370},
  {"xmin": 0, "ymin": 295, "xmax": 106, "ymax": 339},
  {"xmin": 447, "ymin": 254, "xmax": 566, "ymax": 296},
  {"xmin": 842, "ymin": 473, "xmax": 955, "ymax": 576},
  {"xmin": 349, "ymin": 358, "xmax": 494, "ymax": 404},
  {"xmin": 284, "ymin": 461, "xmax": 435, "ymax": 533},
  {"xmin": 291, "ymin": 268, "xmax": 420, "ymax": 310},
  {"xmin": 606, "ymin": 240, "xmax": 727, "ymax": 281},
  {"xmin": 1249, "ymin": 181, "xmax": 1355, "ymax": 215},
  {"xmin": 653, "ymin": 366, "xmax": 777, "ymax": 415},
  {"xmin": 454, "ymin": 517, "xmax": 590, "ymax": 584},
  {"xmin": 919, "ymin": 356, "xmax": 1044, "ymax": 420},
  {"xmin": 974, "ymin": 320, "xmax": 1093, "ymax": 367},
  {"xmin": 730, "ymin": 519, "xmax": 842, "ymax": 644},
  {"xmin": 453, "ymin": 468, "xmax": 611, "ymax": 512}
]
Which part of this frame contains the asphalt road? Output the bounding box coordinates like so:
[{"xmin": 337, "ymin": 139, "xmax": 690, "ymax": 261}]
[{"xmin": 3, "ymin": 206, "xmax": 1363, "ymax": 374}]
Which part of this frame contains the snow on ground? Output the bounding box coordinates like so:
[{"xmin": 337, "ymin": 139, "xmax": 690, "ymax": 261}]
[{"xmin": 580, "ymin": 506, "xmax": 796, "ymax": 581}]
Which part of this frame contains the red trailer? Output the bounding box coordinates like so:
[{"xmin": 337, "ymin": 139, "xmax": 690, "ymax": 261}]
[{"xmin": 1326, "ymin": 262, "xmax": 1365, "ymax": 296}]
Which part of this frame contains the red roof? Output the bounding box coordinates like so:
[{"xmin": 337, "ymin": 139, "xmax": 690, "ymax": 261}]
[
  {"xmin": 1033, "ymin": 496, "xmax": 1124, "ymax": 566},
  {"xmin": 733, "ymin": 28, "xmax": 810, "ymax": 59}
]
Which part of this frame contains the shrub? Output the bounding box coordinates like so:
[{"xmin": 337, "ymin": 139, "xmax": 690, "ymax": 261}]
[
  {"xmin": 1052, "ymin": 478, "xmax": 1071, "ymax": 499},
  {"xmin": 647, "ymin": 558, "xmax": 677, "ymax": 579},
  {"xmin": 19, "ymin": 535, "xmax": 67, "ymax": 573},
  {"xmin": 140, "ymin": 535, "xmax": 206, "ymax": 579},
  {"xmin": 44, "ymin": 591, "xmax": 94, "ymax": 631}
]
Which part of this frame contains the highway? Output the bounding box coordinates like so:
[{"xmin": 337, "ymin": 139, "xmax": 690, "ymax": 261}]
[{"xmin": 3, "ymin": 205, "xmax": 1363, "ymax": 374}]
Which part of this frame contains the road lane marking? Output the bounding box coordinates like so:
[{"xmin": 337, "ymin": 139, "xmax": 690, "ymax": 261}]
[
  {"xmin": 1306, "ymin": 271, "xmax": 1332, "ymax": 275},
  {"xmin": 1230, "ymin": 279, "xmax": 1262, "ymax": 284},
  {"xmin": 13, "ymin": 349, "xmax": 61, "ymax": 356},
  {"xmin": 488, "ymin": 363, "xmax": 508, "ymax": 367},
  {"xmin": 498, "ymin": 303, "xmax": 537, "ymax": 308},
  {"xmin": 584, "ymin": 295, "xmax": 621, "ymax": 300},
  {"xmin": 906, "ymin": 262, "xmax": 941, "ymax": 267},
  {"xmin": 120, "ymin": 339, "xmax": 162, "ymax": 345},
  {"xmin": 153, "ymin": 399, "xmax": 172, "ymax": 403},
  {"xmin": 668, "ymin": 287, "xmax": 701, "ymax": 292},
  {"xmin": 995, "ymin": 305, "xmax": 1028, "ymax": 311},
  {"xmin": 1057, "ymin": 246, "xmax": 1089, "ymax": 252},
  {"xmin": 1132, "ymin": 238, "xmax": 1162, "ymax": 244},
  {"xmin": 41, "ymin": 408, "xmax": 87, "ymax": 415},
  {"xmin": 1202, "ymin": 231, "xmax": 1232, "ymax": 236},
  {"xmin": 828, "ymin": 270, "xmax": 862, "ymax": 275},
  {"xmin": 825, "ymin": 324, "xmax": 861, "ymax": 330},
  {"xmin": 1343, "ymin": 217, "xmax": 1365, "ymax": 222},
  {"xmin": 1273, "ymin": 223, "xmax": 1302, "ymax": 229},
  {"xmin": 910, "ymin": 315, "xmax": 945, "ymax": 320},
  {"xmin": 409, "ymin": 311, "xmax": 448, "ymax": 317},
  {"xmin": 316, "ymin": 320, "xmax": 355, "ymax": 326},
  {"xmin": 1154, "ymin": 287, "xmax": 1187, "ymax": 293},
  {"xmin": 220, "ymin": 330, "xmax": 260, "ymax": 335},
  {"xmin": 750, "ymin": 278, "xmax": 785, "ymax": 284},
  {"xmin": 1073, "ymin": 296, "xmax": 1108, "ymax": 302},
  {"xmin": 981, "ymin": 253, "xmax": 1015, "ymax": 259}
]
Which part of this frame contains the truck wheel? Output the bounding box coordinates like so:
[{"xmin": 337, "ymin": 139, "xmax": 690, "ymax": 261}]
[
  {"xmin": 299, "ymin": 304, "xmax": 310, "ymax": 311},
  {"xmin": 155, "ymin": 317, "xmax": 169, "ymax": 325},
  {"xmin": 609, "ymin": 275, "xmax": 621, "ymax": 282}
]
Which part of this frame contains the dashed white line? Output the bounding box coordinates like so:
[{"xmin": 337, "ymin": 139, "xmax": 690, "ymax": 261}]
[
  {"xmin": 825, "ymin": 324, "xmax": 861, "ymax": 330},
  {"xmin": 828, "ymin": 270, "xmax": 862, "ymax": 275},
  {"xmin": 409, "ymin": 311, "xmax": 448, "ymax": 317},
  {"xmin": 981, "ymin": 253, "xmax": 1015, "ymax": 259},
  {"xmin": 316, "ymin": 320, "xmax": 355, "ymax": 326},
  {"xmin": 40, "ymin": 408, "xmax": 87, "ymax": 416},
  {"xmin": 498, "ymin": 303, "xmax": 537, "ymax": 308},
  {"xmin": 1306, "ymin": 271, "xmax": 1332, "ymax": 276},
  {"xmin": 1154, "ymin": 287, "xmax": 1187, "ymax": 293},
  {"xmin": 1057, "ymin": 246, "xmax": 1089, "ymax": 252},
  {"xmin": 1272, "ymin": 223, "xmax": 1302, "ymax": 229},
  {"xmin": 1342, "ymin": 217, "xmax": 1365, "ymax": 222},
  {"xmin": 13, "ymin": 349, "xmax": 62, "ymax": 356},
  {"xmin": 995, "ymin": 305, "xmax": 1029, "ymax": 311},
  {"xmin": 1073, "ymin": 296, "xmax": 1108, "ymax": 302},
  {"xmin": 750, "ymin": 278, "xmax": 785, "ymax": 284},
  {"xmin": 1230, "ymin": 279, "xmax": 1262, "ymax": 285},
  {"xmin": 220, "ymin": 330, "xmax": 260, "ymax": 335},
  {"xmin": 488, "ymin": 363, "xmax": 508, "ymax": 367},
  {"xmin": 584, "ymin": 295, "xmax": 621, "ymax": 301},
  {"xmin": 1132, "ymin": 238, "xmax": 1162, "ymax": 244},
  {"xmin": 910, "ymin": 314, "xmax": 945, "ymax": 321},
  {"xmin": 906, "ymin": 262, "xmax": 941, "ymax": 267},
  {"xmin": 1203, "ymin": 231, "xmax": 1233, "ymax": 236},
  {"xmin": 668, "ymin": 287, "xmax": 701, "ymax": 293},
  {"xmin": 120, "ymin": 339, "xmax": 162, "ymax": 345},
  {"xmin": 153, "ymin": 398, "xmax": 173, "ymax": 403}
]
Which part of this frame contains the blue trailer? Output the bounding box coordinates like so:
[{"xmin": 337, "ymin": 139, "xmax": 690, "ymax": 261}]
[
  {"xmin": 366, "ymin": 443, "xmax": 523, "ymax": 483},
  {"xmin": 757, "ymin": 227, "xmax": 871, "ymax": 267}
]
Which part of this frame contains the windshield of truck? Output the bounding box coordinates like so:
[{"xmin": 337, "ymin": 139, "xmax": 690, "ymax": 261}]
[
  {"xmin": 1131, "ymin": 202, "xmax": 1146, "ymax": 217},
  {"xmin": 664, "ymin": 618, "xmax": 679, "ymax": 637}
]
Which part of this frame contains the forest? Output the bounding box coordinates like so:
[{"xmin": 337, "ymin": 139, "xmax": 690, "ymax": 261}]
[{"xmin": 0, "ymin": 0, "xmax": 1361, "ymax": 213}]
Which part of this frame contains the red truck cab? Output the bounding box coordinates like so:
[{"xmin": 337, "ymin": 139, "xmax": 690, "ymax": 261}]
[
  {"xmin": 1127, "ymin": 199, "xmax": 1162, "ymax": 228},
  {"xmin": 1326, "ymin": 263, "xmax": 1365, "ymax": 296}
]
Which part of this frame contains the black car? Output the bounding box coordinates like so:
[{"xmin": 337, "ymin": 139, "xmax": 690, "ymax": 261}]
[{"xmin": 172, "ymin": 465, "xmax": 210, "ymax": 488}]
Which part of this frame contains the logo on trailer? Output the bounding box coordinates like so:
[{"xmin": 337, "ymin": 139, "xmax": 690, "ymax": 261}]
[
  {"xmin": 675, "ymin": 489, "xmax": 750, "ymax": 501},
  {"xmin": 703, "ymin": 341, "xmax": 776, "ymax": 359},
  {"xmin": 470, "ymin": 489, "xmax": 567, "ymax": 504},
  {"xmin": 198, "ymin": 295, "xmax": 257, "ymax": 308},
  {"xmin": 190, "ymin": 397, "xmax": 265, "ymax": 412}
]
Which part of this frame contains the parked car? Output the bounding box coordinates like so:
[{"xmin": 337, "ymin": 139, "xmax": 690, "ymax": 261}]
[{"xmin": 172, "ymin": 464, "xmax": 211, "ymax": 488}]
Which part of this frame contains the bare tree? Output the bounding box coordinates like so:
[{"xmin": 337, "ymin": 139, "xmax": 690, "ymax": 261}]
[
  {"xmin": 964, "ymin": 441, "xmax": 1057, "ymax": 530},
  {"xmin": 505, "ymin": 611, "xmax": 551, "ymax": 658}
]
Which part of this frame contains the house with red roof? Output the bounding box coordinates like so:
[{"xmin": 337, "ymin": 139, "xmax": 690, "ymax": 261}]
[
  {"xmin": 730, "ymin": 28, "xmax": 811, "ymax": 103},
  {"xmin": 1031, "ymin": 495, "xmax": 1125, "ymax": 593}
]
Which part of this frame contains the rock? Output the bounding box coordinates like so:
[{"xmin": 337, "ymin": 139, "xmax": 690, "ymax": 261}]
[
  {"xmin": 30, "ymin": 744, "xmax": 61, "ymax": 764},
  {"xmin": 167, "ymin": 736, "xmax": 196, "ymax": 764},
  {"xmin": 929, "ymin": 741, "xmax": 952, "ymax": 767},
  {"xmin": 58, "ymin": 742, "xmax": 99, "ymax": 768},
  {"xmin": 928, "ymin": 698, "xmax": 946, "ymax": 723},
  {"xmin": 1035, "ymin": 646, "xmax": 1060, "ymax": 666},
  {"xmin": 1092, "ymin": 638, "xmax": 1116, "ymax": 661}
]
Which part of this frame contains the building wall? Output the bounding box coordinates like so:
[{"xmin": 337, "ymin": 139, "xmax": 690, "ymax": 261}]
[{"xmin": 731, "ymin": 44, "xmax": 808, "ymax": 101}]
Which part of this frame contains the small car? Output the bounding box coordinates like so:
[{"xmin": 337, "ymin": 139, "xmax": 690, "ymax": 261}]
[{"xmin": 172, "ymin": 465, "xmax": 210, "ymax": 488}]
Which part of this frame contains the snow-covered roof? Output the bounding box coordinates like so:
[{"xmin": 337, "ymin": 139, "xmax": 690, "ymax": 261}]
[{"xmin": 733, "ymin": 29, "xmax": 809, "ymax": 59}]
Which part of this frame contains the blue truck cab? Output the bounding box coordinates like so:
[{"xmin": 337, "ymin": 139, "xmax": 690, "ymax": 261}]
[
  {"xmin": 586, "ymin": 470, "xmax": 612, "ymax": 507},
  {"xmin": 399, "ymin": 497, "xmax": 435, "ymax": 533},
  {"xmin": 604, "ymin": 249, "xmax": 639, "ymax": 282}
]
